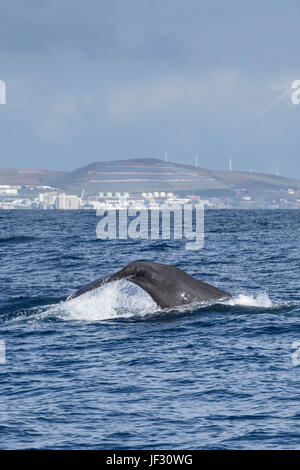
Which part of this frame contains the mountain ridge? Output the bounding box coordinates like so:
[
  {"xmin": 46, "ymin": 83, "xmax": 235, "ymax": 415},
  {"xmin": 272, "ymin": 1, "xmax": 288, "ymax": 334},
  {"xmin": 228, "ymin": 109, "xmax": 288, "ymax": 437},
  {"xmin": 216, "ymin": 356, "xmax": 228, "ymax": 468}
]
[{"xmin": 0, "ymin": 158, "xmax": 299, "ymax": 199}]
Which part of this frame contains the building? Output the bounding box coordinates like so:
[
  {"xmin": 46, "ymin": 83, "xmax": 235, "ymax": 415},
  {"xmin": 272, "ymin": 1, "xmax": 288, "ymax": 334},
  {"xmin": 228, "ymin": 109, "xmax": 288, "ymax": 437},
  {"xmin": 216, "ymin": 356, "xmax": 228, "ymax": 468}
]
[
  {"xmin": 55, "ymin": 193, "xmax": 80, "ymax": 210},
  {"xmin": 39, "ymin": 192, "xmax": 57, "ymax": 208},
  {"xmin": 0, "ymin": 185, "xmax": 18, "ymax": 195}
]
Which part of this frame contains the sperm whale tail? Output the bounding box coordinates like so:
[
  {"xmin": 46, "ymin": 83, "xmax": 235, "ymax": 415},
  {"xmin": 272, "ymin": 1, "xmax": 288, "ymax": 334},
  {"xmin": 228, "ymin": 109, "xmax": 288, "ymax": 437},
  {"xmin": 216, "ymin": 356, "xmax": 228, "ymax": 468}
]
[{"xmin": 67, "ymin": 261, "xmax": 231, "ymax": 309}]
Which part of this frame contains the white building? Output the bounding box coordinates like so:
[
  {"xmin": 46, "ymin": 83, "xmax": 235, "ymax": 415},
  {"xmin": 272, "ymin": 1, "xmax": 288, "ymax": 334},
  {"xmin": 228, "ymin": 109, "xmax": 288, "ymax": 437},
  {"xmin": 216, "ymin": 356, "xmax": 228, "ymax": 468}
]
[
  {"xmin": 39, "ymin": 192, "xmax": 57, "ymax": 207},
  {"xmin": 0, "ymin": 185, "xmax": 18, "ymax": 195},
  {"xmin": 55, "ymin": 193, "xmax": 80, "ymax": 210}
]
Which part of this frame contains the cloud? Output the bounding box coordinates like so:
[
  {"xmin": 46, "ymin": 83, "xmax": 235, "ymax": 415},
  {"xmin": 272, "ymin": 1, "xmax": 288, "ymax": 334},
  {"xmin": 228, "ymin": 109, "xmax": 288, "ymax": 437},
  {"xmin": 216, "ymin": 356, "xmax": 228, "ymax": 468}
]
[
  {"xmin": 1, "ymin": 0, "xmax": 300, "ymax": 175},
  {"xmin": 106, "ymin": 68, "xmax": 261, "ymax": 125},
  {"xmin": 135, "ymin": 31, "xmax": 186, "ymax": 64},
  {"xmin": 0, "ymin": 0, "xmax": 118, "ymax": 57}
]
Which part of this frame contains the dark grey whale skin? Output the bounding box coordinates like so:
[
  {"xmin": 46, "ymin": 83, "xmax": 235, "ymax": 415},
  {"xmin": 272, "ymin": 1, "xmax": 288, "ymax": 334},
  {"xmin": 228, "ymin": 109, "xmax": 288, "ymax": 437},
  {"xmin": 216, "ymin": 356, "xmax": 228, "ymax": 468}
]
[{"xmin": 68, "ymin": 261, "xmax": 232, "ymax": 309}]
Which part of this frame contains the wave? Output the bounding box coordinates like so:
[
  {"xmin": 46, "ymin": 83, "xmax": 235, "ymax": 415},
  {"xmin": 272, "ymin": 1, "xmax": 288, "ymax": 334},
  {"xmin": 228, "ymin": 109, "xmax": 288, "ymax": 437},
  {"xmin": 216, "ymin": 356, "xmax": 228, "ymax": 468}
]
[
  {"xmin": 0, "ymin": 235, "xmax": 37, "ymax": 244},
  {"xmin": 224, "ymin": 292, "xmax": 273, "ymax": 308},
  {"xmin": 2, "ymin": 277, "xmax": 287, "ymax": 325},
  {"xmin": 39, "ymin": 280, "xmax": 159, "ymax": 322},
  {"xmin": 22, "ymin": 281, "xmax": 277, "ymax": 324}
]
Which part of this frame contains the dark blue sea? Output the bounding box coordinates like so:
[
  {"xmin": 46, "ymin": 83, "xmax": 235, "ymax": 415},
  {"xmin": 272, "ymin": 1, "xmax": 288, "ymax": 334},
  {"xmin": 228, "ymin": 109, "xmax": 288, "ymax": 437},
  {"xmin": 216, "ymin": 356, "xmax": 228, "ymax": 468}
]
[{"xmin": 0, "ymin": 209, "xmax": 299, "ymax": 449}]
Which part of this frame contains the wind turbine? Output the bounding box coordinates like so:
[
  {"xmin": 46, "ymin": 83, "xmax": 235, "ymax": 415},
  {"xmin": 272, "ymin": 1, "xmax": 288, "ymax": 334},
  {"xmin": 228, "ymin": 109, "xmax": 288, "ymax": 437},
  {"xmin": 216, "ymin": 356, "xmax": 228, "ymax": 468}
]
[{"xmin": 193, "ymin": 153, "xmax": 198, "ymax": 168}]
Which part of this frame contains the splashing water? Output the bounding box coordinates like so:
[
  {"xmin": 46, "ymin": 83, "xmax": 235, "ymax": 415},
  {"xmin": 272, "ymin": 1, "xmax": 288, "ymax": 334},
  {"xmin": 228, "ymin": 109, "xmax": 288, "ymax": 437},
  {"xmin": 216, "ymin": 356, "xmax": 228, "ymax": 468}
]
[
  {"xmin": 1, "ymin": 210, "xmax": 299, "ymax": 450},
  {"xmin": 36, "ymin": 283, "xmax": 274, "ymax": 323},
  {"xmin": 47, "ymin": 280, "xmax": 159, "ymax": 322},
  {"xmin": 224, "ymin": 292, "xmax": 273, "ymax": 308}
]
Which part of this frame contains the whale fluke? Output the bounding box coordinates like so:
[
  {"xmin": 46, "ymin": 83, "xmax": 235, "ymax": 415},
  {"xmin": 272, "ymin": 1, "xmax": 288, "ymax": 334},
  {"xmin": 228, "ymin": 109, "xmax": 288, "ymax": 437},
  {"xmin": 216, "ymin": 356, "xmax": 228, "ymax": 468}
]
[{"xmin": 67, "ymin": 261, "xmax": 231, "ymax": 308}]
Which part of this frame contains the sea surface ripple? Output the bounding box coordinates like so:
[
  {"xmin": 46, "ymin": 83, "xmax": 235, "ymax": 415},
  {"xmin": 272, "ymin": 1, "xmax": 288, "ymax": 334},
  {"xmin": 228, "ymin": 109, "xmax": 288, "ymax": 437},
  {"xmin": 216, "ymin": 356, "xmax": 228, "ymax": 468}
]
[{"xmin": 0, "ymin": 209, "xmax": 299, "ymax": 449}]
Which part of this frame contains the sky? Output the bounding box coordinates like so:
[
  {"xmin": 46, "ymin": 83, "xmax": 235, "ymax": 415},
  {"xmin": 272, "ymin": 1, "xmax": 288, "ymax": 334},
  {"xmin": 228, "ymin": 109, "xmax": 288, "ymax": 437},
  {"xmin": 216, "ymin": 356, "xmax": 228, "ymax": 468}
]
[{"xmin": 0, "ymin": 0, "xmax": 300, "ymax": 177}]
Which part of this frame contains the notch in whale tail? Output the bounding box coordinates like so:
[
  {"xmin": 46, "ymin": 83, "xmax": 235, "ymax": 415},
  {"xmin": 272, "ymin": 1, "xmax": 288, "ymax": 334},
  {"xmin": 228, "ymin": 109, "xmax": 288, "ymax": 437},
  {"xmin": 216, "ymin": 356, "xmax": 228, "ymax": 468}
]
[{"xmin": 67, "ymin": 261, "xmax": 231, "ymax": 309}]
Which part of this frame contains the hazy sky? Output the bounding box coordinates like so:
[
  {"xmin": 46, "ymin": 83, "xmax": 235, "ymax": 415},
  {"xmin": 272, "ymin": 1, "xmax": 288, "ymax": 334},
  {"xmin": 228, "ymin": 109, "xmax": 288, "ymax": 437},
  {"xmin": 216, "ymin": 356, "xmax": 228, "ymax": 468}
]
[{"xmin": 1, "ymin": 0, "xmax": 300, "ymax": 177}]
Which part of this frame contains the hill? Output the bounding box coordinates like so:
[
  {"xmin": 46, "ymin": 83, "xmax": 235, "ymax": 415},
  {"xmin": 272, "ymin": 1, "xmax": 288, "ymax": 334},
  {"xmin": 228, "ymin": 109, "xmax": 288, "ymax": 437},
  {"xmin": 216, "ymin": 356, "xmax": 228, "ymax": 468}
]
[{"xmin": 1, "ymin": 159, "xmax": 300, "ymax": 202}]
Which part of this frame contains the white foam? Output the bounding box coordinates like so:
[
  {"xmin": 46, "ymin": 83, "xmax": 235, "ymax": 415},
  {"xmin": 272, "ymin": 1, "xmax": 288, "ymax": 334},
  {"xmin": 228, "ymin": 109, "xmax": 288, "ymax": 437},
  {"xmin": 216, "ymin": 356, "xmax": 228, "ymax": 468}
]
[
  {"xmin": 224, "ymin": 292, "xmax": 273, "ymax": 308},
  {"xmin": 48, "ymin": 280, "xmax": 159, "ymax": 322},
  {"xmin": 26, "ymin": 285, "xmax": 274, "ymax": 324}
]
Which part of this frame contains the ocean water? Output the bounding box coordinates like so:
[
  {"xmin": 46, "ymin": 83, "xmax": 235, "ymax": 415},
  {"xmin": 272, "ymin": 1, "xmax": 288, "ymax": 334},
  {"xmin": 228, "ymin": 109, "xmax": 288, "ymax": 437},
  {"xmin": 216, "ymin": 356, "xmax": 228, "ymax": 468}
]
[{"xmin": 0, "ymin": 209, "xmax": 299, "ymax": 450}]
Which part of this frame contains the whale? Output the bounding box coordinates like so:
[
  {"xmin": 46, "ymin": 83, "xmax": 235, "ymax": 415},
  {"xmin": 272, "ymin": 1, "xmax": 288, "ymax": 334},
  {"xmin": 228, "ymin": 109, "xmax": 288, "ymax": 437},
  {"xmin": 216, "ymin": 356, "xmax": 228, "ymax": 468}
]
[{"xmin": 67, "ymin": 261, "xmax": 231, "ymax": 308}]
